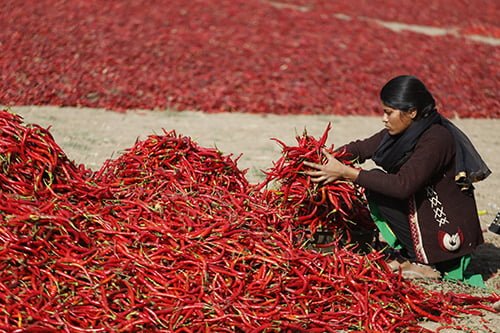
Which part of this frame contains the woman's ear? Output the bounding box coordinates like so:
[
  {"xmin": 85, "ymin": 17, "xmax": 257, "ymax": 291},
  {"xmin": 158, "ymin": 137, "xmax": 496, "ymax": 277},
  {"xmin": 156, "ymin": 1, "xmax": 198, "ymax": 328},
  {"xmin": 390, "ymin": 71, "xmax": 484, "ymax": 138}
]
[{"xmin": 409, "ymin": 108, "xmax": 418, "ymax": 119}]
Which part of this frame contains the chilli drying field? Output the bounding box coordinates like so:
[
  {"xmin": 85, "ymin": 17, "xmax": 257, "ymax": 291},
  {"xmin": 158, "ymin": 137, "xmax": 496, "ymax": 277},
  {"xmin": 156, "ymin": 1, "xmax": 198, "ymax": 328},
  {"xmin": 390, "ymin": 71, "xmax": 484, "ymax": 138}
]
[
  {"xmin": 1, "ymin": 0, "xmax": 499, "ymax": 117},
  {"xmin": 1, "ymin": 1, "xmax": 500, "ymax": 332}
]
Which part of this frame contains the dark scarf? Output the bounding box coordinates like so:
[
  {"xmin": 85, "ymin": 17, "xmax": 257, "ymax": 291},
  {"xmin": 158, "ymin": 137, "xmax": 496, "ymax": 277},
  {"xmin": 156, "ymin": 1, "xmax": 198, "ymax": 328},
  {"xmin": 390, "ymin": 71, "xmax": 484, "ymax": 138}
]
[{"xmin": 372, "ymin": 110, "xmax": 491, "ymax": 190}]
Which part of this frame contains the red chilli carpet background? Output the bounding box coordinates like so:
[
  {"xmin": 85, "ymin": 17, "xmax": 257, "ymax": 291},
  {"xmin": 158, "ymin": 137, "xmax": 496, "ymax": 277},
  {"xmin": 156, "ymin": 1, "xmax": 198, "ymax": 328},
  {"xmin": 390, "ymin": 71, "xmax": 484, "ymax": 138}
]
[{"xmin": 0, "ymin": 0, "xmax": 498, "ymax": 117}]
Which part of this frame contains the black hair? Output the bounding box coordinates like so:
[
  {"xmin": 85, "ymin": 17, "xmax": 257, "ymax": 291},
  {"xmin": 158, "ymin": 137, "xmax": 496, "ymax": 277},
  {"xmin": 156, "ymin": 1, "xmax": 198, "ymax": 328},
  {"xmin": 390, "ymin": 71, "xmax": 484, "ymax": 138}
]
[{"xmin": 380, "ymin": 75, "xmax": 436, "ymax": 119}]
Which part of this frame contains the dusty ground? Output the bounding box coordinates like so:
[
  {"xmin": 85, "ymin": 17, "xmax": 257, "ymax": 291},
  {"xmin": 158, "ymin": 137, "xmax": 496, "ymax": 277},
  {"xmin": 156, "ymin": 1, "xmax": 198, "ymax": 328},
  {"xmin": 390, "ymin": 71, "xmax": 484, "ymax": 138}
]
[{"xmin": 7, "ymin": 105, "xmax": 500, "ymax": 331}]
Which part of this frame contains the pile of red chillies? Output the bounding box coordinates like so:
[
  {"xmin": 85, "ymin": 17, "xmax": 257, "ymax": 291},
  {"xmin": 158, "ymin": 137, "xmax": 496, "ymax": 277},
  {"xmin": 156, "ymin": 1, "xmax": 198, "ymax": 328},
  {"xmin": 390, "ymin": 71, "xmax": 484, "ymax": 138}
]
[{"xmin": 1, "ymin": 109, "xmax": 499, "ymax": 332}]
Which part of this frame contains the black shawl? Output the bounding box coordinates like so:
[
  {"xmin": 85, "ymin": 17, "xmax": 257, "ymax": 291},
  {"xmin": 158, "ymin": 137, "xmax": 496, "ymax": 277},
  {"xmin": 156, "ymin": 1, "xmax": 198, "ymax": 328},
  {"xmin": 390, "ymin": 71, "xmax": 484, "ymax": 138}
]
[{"xmin": 372, "ymin": 110, "xmax": 491, "ymax": 190}]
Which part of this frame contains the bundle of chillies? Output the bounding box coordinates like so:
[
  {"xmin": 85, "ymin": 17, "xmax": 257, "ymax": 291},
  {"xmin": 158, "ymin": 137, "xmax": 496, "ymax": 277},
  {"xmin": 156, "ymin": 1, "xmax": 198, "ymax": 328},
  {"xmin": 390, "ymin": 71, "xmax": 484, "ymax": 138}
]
[
  {"xmin": 258, "ymin": 123, "xmax": 375, "ymax": 245},
  {"xmin": 1, "ymin": 109, "xmax": 499, "ymax": 332}
]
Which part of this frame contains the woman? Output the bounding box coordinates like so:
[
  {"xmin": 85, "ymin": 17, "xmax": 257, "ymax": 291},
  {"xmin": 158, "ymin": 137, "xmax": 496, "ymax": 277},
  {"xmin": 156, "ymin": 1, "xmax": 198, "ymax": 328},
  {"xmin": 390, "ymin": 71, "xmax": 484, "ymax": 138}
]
[{"xmin": 305, "ymin": 75, "xmax": 491, "ymax": 285}]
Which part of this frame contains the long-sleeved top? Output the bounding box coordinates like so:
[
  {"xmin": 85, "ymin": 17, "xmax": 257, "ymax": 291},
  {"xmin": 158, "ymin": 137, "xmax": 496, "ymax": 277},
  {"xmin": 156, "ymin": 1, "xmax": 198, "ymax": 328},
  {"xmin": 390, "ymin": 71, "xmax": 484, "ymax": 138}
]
[{"xmin": 344, "ymin": 124, "xmax": 484, "ymax": 264}]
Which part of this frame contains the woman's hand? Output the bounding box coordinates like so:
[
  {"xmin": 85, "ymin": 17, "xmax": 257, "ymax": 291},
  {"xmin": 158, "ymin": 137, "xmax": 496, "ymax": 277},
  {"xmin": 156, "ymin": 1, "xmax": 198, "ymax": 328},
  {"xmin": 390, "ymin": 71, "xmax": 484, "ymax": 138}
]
[{"xmin": 304, "ymin": 149, "xmax": 360, "ymax": 184}]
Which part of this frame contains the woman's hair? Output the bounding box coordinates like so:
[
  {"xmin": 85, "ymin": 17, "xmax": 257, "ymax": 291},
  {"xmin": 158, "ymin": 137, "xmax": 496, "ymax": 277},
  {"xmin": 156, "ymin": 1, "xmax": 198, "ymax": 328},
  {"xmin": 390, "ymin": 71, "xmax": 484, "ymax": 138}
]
[{"xmin": 380, "ymin": 75, "xmax": 436, "ymax": 118}]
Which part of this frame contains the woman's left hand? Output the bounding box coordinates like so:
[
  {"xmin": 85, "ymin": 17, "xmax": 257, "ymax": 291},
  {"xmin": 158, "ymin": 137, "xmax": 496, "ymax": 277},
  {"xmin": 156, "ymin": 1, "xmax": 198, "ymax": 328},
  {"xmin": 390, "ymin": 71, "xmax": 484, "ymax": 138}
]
[{"xmin": 304, "ymin": 149, "xmax": 359, "ymax": 184}]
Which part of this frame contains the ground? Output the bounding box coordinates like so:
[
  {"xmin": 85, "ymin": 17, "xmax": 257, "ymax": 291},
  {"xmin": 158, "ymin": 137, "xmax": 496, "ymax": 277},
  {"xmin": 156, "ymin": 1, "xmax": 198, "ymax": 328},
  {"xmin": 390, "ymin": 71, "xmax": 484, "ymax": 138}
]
[{"xmin": 8, "ymin": 105, "xmax": 500, "ymax": 331}]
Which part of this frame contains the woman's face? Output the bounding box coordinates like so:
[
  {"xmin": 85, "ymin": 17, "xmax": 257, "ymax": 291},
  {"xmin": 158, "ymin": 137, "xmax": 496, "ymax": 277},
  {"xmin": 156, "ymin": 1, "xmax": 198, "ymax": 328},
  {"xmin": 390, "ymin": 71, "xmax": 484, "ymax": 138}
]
[{"xmin": 382, "ymin": 105, "xmax": 417, "ymax": 135}]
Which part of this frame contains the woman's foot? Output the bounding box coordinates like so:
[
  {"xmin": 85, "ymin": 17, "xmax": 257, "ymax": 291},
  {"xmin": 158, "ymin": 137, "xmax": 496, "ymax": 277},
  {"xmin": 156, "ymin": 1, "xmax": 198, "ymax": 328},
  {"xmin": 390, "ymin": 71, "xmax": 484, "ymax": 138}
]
[
  {"xmin": 399, "ymin": 261, "xmax": 441, "ymax": 279},
  {"xmin": 387, "ymin": 258, "xmax": 405, "ymax": 271},
  {"xmin": 383, "ymin": 248, "xmax": 412, "ymax": 272}
]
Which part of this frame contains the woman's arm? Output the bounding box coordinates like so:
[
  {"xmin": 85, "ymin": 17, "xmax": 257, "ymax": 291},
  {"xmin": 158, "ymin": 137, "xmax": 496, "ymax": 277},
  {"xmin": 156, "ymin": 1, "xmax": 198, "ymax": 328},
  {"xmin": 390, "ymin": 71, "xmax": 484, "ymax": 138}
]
[
  {"xmin": 340, "ymin": 129, "xmax": 386, "ymax": 163},
  {"xmin": 304, "ymin": 129, "xmax": 385, "ymax": 184},
  {"xmin": 355, "ymin": 125, "xmax": 455, "ymax": 199},
  {"xmin": 306, "ymin": 125, "xmax": 455, "ymax": 200}
]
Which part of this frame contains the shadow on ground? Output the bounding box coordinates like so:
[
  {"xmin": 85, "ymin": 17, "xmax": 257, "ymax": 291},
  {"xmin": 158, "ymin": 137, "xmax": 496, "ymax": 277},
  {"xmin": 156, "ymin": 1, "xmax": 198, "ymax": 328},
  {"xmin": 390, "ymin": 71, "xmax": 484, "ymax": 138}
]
[{"xmin": 470, "ymin": 242, "xmax": 500, "ymax": 283}]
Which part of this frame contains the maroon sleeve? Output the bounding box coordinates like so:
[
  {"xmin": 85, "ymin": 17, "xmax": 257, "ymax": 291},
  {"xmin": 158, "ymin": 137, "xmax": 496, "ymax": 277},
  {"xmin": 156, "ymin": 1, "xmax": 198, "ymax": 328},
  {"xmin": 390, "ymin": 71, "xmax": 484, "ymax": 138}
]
[
  {"xmin": 354, "ymin": 125, "xmax": 455, "ymax": 199},
  {"xmin": 340, "ymin": 130, "xmax": 386, "ymax": 163}
]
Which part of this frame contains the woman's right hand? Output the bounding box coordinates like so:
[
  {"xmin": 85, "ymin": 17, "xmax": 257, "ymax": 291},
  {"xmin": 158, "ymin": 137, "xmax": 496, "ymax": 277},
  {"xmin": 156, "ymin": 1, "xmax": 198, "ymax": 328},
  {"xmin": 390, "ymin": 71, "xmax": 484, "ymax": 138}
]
[{"xmin": 304, "ymin": 149, "xmax": 360, "ymax": 184}]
